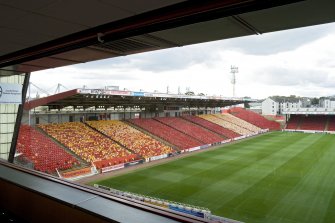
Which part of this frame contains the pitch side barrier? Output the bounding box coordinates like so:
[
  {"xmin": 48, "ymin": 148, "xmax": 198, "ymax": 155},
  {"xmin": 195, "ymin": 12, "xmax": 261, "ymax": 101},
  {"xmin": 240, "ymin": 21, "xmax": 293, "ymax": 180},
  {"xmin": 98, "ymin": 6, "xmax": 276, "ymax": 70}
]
[
  {"xmin": 58, "ymin": 166, "xmax": 98, "ymax": 181},
  {"xmin": 94, "ymin": 184, "xmax": 244, "ymax": 223},
  {"xmin": 283, "ymin": 129, "xmax": 335, "ymax": 134},
  {"xmin": 100, "ymin": 159, "xmax": 145, "ymax": 173},
  {"xmin": 58, "ymin": 160, "xmax": 145, "ymax": 180},
  {"xmin": 181, "ymin": 129, "xmax": 269, "ymax": 153}
]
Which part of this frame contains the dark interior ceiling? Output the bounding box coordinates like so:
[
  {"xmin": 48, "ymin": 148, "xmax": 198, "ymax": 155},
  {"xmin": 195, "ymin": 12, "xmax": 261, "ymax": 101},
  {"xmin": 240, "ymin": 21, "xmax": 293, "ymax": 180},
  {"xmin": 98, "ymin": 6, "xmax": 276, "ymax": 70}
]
[{"xmin": 0, "ymin": 0, "xmax": 334, "ymax": 74}]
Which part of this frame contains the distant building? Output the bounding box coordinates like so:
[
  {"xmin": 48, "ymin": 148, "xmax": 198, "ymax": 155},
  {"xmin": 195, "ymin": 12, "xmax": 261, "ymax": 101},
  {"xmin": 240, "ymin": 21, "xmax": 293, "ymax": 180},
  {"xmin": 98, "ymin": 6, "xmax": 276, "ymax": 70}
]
[
  {"xmin": 320, "ymin": 97, "xmax": 335, "ymax": 108},
  {"xmin": 262, "ymin": 97, "xmax": 309, "ymax": 115},
  {"xmin": 262, "ymin": 98, "xmax": 280, "ymax": 116},
  {"xmin": 249, "ymin": 102, "xmax": 262, "ymax": 114}
]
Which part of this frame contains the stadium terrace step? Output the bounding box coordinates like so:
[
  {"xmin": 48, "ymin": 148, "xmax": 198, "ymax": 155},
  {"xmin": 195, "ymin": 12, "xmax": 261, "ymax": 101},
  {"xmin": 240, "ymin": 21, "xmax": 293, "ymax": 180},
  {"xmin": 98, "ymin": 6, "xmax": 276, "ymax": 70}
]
[
  {"xmin": 287, "ymin": 115, "xmax": 328, "ymax": 131},
  {"xmin": 181, "ymin": 115, "xmax": 237, "ymax": 139},
  {"xmin": 83, "ymin": 121, "xmax": 141, "ymax": 158},
  {"xmin": 35, "ymin": 126, "xmax": 89, "ymax": 166},
  {"xmin": 38, "ymin": 122, "xmax": 133, "ymax": 166},
  {"xmin": 327, "ymin": 116, "xmax": 335, "ymax": 131},
  {"xmin": 153, "ymin": 117, "xmax": 224, "ymax": 144},
  {"xmin": 16, "ymin": 125, "xmax": 82, "ymax": 174},
  {"xmin": 85, "ymin": 120, "xmax": 174, "ymax": 159},
  {"xmin": 199, "ymin": 114, "xmax": 246, "ymax": 136},
  {"xmin": 228, "ymin": 107, "xmax": 280, "ymax": 130},
  {"xmin": 129, "ymin": 118, "xmax": 203, "ymax": 150},
  {"xmin": 125, "ymin": 120, "xmax": 179, "ymax": 151}
]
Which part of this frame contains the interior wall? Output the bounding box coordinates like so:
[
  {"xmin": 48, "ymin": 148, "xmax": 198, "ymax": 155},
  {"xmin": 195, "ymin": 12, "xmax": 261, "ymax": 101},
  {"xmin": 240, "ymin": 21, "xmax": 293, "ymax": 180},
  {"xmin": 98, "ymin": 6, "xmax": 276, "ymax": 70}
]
[{"xmin": 0, "ymin": 71, "xmax": 25, "ymax": 160}]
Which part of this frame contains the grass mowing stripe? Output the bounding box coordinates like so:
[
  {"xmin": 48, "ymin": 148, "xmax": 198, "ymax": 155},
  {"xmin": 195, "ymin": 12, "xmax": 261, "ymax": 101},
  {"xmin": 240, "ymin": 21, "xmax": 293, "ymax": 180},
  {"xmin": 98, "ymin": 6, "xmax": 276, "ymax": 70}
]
[
  {"xmin": 90, "ymin": 132, "xmax": 335, "ymax": 223},
  {"xmin": 323, "ymin": 177, "xmax": 335, "ymax": 223},
  {"xmin": 217, "ymin": 134, "xmax": 328, "ymax": 222},
  {"xmin": 95, "ymin": 133, "xmax": 298, "ymax": 190},
  {"xmin": 194, "ymin": 134, "xmax": 323, "ymax": 210},
  {"xmin": 94, "ymin": 133, "xmax": 307, "ymax": 203},
  {"xmin": 162, "ymin": 133, "xmax": 311, "ymax": 205},
  {"xmin": 141, "ymin": 133, "xmax": 306, "ymax": 203},
  {"xmin": 105, "ymin": 133, "xmax": 306, "ymax": 201},
  {"xmin": 268, "ymin": 135, "xmax": 335, "ymax": 223}
]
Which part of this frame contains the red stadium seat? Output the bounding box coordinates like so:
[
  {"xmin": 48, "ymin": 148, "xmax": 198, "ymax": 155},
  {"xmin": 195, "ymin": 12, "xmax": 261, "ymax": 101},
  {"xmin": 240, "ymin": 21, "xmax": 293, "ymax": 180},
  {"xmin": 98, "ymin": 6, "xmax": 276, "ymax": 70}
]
[
  {"xmin": 17, "ymin": 125, "xmax": 79, "ymax": 173},
  {"xmin": 229, "ymin": 107, "xmax": 280, "ymax": 130},
  {"xmin": 154, "ymin": 117, "xmax": 224, "ymax": 144},
  {"xmin": 38, "ymin": 122, "xmax": 136, "ymax": 167},
  {"xmin": 182, "ymin": 115, "xmax": 240, "ymax": 139},
  {"xmin": 296, "ymin": 115, "xmax": 327, "ymax": 131},
  {"xmin": 129, "ymin": 118, "xmax": 202, "ymax": 150},
  {"xmin": 86, "ymin": 120, "xmax": 174, "ymax": 159}
]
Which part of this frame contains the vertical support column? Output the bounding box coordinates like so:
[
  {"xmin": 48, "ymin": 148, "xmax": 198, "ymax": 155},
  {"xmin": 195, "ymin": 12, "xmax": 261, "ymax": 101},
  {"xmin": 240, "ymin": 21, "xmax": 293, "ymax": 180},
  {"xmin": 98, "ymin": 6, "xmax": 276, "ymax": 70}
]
[
  {"xmin": 8, "ymin": 72, "xmax": 30, "ymax": 163},
  {"xmin": 28, "ymin": 82, "xmax": 31, "ymax": 125}
]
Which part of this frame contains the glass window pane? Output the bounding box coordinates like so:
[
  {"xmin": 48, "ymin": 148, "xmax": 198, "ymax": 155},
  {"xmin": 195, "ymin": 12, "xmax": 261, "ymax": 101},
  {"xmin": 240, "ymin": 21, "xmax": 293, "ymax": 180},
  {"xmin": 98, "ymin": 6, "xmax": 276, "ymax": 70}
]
[{"xmin": 0, "ymin": 72, "xmax": 24, "ymax": 160}]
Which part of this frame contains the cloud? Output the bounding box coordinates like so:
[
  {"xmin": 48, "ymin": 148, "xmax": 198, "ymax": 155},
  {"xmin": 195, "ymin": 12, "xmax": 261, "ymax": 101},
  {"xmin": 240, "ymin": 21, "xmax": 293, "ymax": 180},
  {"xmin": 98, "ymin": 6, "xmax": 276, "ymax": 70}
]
[
  {"xmin": 216, "ymin": 22, "xmax": 335, "ymax": 55},
  {"xmin": 31, "ymin": 22, "xmax": 335, "ymax": 99},
  {"xmin": 73, "ymin": 22, "xmax": 335, "ymax": 74},
  {"xmin": 256, "ymin": 67, "xmax": 328, "ymax": 86},
  {"xmin": 73, "ymin": 69, "xmax": 140, "ymax": 81},
  {"xmin": 317, "ymin": 58, "xmax": 335, "ymax": 68},
  {"xmin": 75, "ymin": 44, "xmax": 219, "ymax": 72}
]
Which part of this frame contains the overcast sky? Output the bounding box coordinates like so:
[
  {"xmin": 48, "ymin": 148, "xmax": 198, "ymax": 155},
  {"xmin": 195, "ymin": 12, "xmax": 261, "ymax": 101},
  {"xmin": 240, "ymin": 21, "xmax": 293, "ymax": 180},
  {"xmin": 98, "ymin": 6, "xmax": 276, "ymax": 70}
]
[{"xmin": 31, "ymin": 22, "xmax": 335, "ymax": 99}]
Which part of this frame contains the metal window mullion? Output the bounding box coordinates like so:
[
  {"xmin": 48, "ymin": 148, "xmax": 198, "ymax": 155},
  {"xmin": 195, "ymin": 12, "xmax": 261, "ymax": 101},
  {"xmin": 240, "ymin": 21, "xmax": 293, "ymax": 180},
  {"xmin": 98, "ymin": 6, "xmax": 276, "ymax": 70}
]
[{"xmin": 8, "ymin": 72, "xmax": 30, "ymax": 163}]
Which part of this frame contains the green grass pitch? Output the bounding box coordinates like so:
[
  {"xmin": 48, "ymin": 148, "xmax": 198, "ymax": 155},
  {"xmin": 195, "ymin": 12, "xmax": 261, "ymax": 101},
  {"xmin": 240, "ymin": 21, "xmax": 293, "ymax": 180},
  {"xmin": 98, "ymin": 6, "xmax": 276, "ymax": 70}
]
[{"xmin": 90, "ymin": 132, "xmax": 335, "ymax": 223}]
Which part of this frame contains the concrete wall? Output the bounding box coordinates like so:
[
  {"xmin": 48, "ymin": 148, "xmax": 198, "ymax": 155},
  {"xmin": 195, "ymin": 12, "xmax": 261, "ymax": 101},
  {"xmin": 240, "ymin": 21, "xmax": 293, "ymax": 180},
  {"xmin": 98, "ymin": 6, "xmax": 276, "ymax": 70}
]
[{"xmin": 262, "ymin": 98, "xmax": 278, "ymax": 115}]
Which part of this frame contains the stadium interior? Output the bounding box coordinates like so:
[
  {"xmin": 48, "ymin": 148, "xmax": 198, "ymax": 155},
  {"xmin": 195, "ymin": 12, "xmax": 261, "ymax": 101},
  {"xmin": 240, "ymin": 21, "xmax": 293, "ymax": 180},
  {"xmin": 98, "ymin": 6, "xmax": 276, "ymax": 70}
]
[{"xmin": 1, "ymin": 0, "xmax": 335, "ymax": 222}]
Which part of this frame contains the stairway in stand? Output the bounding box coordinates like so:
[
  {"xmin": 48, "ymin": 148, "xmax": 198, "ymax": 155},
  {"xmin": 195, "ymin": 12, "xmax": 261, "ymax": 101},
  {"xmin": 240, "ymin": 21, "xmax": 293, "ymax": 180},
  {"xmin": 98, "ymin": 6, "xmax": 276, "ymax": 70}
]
[
  {"xmin": 324, "ymin": 116, "xmax": 330, "ymax": 131},
  {"xmin": 296, "ymin": 116, "xmax": 303, "ymax": 130}
]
